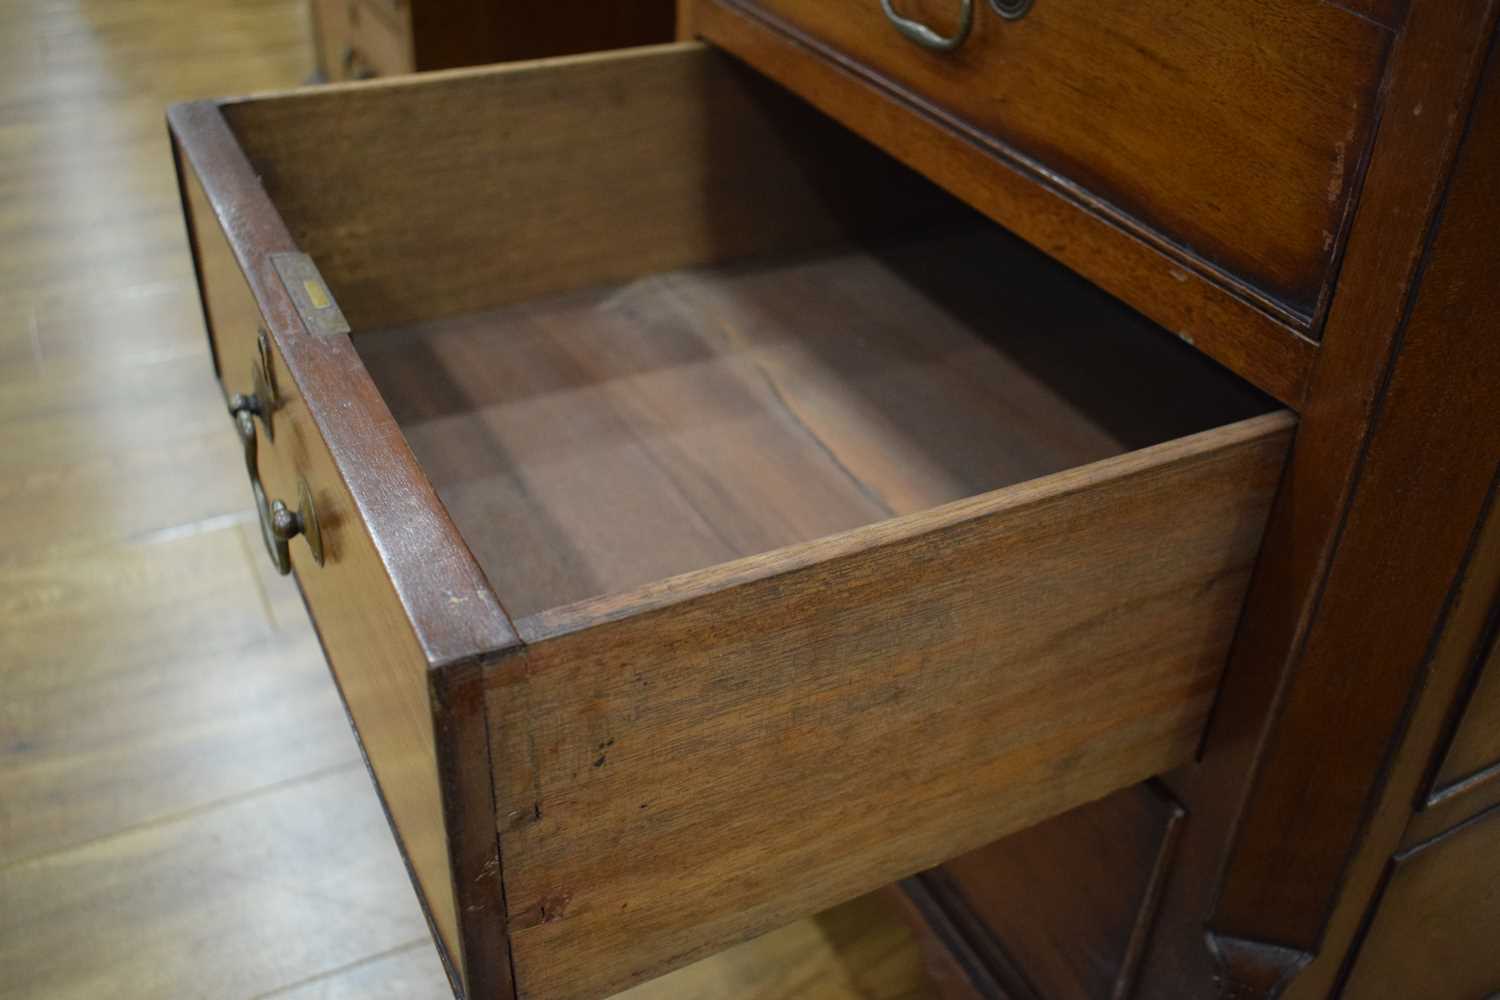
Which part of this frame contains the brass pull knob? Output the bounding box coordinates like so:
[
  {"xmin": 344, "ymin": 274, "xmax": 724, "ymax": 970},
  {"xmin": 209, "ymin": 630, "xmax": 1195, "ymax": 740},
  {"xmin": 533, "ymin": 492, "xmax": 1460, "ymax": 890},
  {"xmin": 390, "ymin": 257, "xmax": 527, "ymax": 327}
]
[
  {"xmin": 880, "ymin": 0, "xmax": 973, "ymax": 52},
  {"xmin": 230, "ymin": 371, "xmax": 322, "ymax": 576}
]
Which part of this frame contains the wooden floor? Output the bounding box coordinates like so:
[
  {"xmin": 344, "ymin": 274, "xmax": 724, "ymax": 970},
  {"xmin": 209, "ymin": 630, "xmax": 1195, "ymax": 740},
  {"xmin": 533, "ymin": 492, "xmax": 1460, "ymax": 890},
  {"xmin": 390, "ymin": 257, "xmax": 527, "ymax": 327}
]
[{"xmin": 0, "ymin": 3, "xmax": 934, "ymax": 998}]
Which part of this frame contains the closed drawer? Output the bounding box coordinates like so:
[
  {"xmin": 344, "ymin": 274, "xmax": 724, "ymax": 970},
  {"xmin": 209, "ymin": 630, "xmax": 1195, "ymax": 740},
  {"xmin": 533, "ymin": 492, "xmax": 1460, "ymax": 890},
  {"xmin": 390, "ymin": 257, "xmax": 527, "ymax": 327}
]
[
  {"xmin": 1432, "ymin": 629, "xmax": 1500, "ymax": 800},
  {"xmin": 170, "ymin": 44, "xmax": 1291, "ymax": 1000},
  {"xmin": 1404, "ymin": 626, "xmax": 1500, "ymax": 845},
  {"xmin": 1344, "ymin": 806, "xmax": 1500, "ymax": 999},
  {"xmin": 696, "ymin": 0, "xmax": 1389, "ymax": 343},
  {"xmin": 311, "ymin": 0, "xmax": 412, "ymax": 80}
]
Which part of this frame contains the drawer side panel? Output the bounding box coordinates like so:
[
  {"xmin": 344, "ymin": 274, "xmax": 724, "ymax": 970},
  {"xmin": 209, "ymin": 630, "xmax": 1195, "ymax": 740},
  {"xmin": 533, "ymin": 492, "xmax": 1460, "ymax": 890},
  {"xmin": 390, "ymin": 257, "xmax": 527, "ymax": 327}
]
[{"xmin": 487, "ymin": 411, "xmax": 1294, "ymax": 1000}]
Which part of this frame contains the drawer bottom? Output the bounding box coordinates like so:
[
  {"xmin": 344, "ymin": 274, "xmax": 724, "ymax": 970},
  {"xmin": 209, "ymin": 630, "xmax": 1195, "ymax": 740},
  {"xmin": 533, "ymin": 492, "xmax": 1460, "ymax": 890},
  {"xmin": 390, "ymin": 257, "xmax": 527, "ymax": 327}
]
[{"xmin": 357, "ymin": 226, "xmax": 1270, "ymax": 623}]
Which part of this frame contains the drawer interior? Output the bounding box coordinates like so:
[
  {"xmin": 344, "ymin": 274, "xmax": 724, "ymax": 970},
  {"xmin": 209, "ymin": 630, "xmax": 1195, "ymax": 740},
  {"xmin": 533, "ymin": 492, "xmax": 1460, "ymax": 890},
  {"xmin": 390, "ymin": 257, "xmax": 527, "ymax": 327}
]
[
  {"xmin": 221, "ymin": 46, "xmax": 1273, "ymax": 624},
  {"xmin": 355, "ymin": 229, "xmax": 1270, "ymax": 620}
]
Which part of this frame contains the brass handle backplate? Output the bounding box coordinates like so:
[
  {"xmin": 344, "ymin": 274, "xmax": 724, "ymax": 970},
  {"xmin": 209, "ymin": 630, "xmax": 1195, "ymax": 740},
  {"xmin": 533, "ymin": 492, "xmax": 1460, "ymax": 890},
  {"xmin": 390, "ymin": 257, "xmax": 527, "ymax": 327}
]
[
  {"xmin": 229, "ymin": 333, "xmax": 322, "ymax": 575},
  {"xmin": 880, "ymin": 0, "xmax": 973, "ymax": 52}
]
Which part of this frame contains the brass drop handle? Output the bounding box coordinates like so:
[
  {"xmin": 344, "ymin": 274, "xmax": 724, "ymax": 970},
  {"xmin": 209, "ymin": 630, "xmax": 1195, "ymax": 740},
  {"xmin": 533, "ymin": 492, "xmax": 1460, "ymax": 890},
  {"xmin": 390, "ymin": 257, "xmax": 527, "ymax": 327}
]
[
  {"xmin": 230, "ymin": 382, "xmax": 322, "ymax": 576},
  {"xmin": 881, "ymin": 0, "xmax": 973, "ymax": 52}
]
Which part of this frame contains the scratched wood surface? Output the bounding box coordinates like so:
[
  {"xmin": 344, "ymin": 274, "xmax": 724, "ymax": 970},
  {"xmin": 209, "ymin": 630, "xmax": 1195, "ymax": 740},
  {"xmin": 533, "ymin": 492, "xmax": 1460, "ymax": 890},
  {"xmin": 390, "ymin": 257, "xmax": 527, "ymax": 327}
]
[
  {"xmin": 0, "ymin": 3, "xmax": 936, "ymax": 999},
  {"xmin": 487, "ymin": 412, "xmax": 1292, "ymax": 1000},
  {"xmin": 172, "ymin": 108, "xmax": 509, "ymax": 986}
]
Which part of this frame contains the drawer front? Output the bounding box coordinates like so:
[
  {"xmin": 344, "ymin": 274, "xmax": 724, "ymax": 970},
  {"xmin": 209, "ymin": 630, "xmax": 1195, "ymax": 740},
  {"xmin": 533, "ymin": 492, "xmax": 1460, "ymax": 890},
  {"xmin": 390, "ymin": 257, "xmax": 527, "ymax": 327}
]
[
  {"xmin": 172, "ymin": 104, "xmax": 516, "ymax": 1000},
  {"xmin": 715, "ymin": 0, "xmax": 1389, "ymax": 325},
  {"xmin": 312, "ymin": 0, "xmax": 413, "ymax": 80}
]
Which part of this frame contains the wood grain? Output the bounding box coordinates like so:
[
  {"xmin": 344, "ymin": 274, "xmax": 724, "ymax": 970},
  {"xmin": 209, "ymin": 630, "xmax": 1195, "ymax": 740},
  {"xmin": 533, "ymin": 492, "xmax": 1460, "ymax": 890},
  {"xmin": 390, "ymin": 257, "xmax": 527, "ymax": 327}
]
[
  {"xmin": 1113, "ymin": 2, "xmax": 1500, "ymax": 995},
  {"xmin": 2, "ymin": 5, "xmax": 941, "ymax": 999},
  {"xmin": 218, "ymin": 44, "xmax": 966, "ymax": 332},
  {"xmin": 691, "ymin": 5, "xmax": 1317, "ymax": 408},
  {"xmin": 1209, "ymin": 10, "xmax": 1500, "ymax": 962},
  {"xmin": 172, "ymin": 102, "xmax": 517, "ymax": 997},
  {"xmin": 166, "ymin": 43, "xmax": 1281, "ymax": 999},
  {"xmin": 1378, "ymin": 474, "xmax": 1500, "ymax": 856},
  {"xmin": 0, "ymin": 3, "xmax": 460, "ymax": 998},
  {"xmin": 487, "ymin": 412, "xmax": 1292, "ymax": 1000},
  {"xmin": 1341, "ymin": 805, "xmax": 1500, "ymax": 998},
  {"xmin": 732, "ymin": 0, "xmax": 1389, "ymax": 325},
  {"xmin": 357, "ymin": 228, "xmax": 1270, "ymax": 618}
]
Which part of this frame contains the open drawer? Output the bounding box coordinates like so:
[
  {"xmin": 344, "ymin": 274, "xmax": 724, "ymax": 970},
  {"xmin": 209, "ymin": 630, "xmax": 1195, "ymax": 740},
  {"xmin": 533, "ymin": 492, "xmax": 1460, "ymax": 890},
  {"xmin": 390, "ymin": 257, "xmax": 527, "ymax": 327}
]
[{"xmin": 170, "ymin": 42, "xmax": 1292, "ymax": 1000}]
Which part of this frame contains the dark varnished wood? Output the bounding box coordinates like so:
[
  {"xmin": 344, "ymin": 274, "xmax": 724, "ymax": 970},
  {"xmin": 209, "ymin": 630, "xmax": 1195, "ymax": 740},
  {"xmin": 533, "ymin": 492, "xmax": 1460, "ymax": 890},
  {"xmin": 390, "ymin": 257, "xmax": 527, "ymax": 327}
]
[
  {"xmin": 727, "ymin": 0, "xmax": 1390, "ymax": 327},
  {"xmin": 1383, "ymin": 486, "xmax": 1500, "ymax": 857},
  {"xmin": 311, "ymin": 0, "xmax": 676, "ymax": 81},
  {"xmin": 1428, "ymin": 629, "xmax": 1500, "ymax": 802},
  {"xmin": 172, "ymin": 43, "xmax": 1304, "ymax": 1000},
  {"xmin": 1341, "ymin": 805, "xmax": 1500, "ymax": 998},
  {"xmin": 1206, "ymin": 7, "xmax": 1500, "ymax": 978},
  {"xmin": 689, "ymin": 4, "xmax": 1318, "ymax": 409},
  {"xmin": 1287, "ymin": 488, "xmax": 1500, "ymax": 999},
  {"xmin": 915, "ymin": 2, "xmax": 1500, "ymax": 996},
  {"xmin": 1329, "ymin": 0, "xmax": 1409, "ymax": 32},
  {"xmin": 891, "ymin": 3, "xmax": 1500, "ymax": 998}
]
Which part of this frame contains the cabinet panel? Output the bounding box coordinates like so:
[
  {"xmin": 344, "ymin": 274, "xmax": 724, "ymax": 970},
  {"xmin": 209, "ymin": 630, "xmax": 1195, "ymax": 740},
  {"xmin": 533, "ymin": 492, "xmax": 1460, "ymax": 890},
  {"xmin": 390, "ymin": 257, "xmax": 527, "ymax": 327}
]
[{"xmin": 1343, "ymin": 807, "xmax": 1500, "ymax": 999}]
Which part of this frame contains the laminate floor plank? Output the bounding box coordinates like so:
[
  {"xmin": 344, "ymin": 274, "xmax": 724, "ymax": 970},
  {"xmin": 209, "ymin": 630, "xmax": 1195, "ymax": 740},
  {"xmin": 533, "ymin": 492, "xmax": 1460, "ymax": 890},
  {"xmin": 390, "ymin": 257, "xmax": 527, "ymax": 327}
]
[
  {"xmin": 253, "ymin": 943, "xmax": 450, "ymax": 1000},
  {"xmin": 0, "ymin": 766, "xmax": 431, "ymax": 1000},
  {"xmin": 0, "ymin": 354, "xmax": 249, "ymax": 565},
  {"xmin": 613, "ymin": 896, "xmax": 934, "ymax": 1000},
  {"xmin": 0, "ymin": 276, "xmax": 209, "ymax": 378},
  {"xmin": 0, "ymin": 522, "xmax": 359, "ymax": 863}
]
